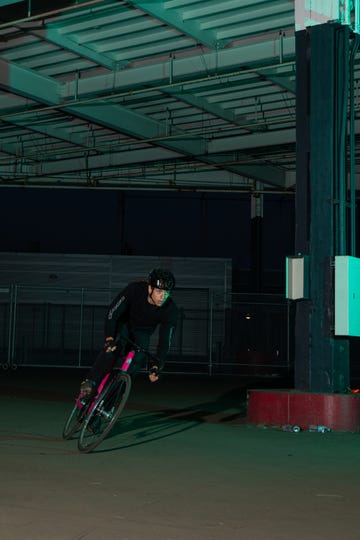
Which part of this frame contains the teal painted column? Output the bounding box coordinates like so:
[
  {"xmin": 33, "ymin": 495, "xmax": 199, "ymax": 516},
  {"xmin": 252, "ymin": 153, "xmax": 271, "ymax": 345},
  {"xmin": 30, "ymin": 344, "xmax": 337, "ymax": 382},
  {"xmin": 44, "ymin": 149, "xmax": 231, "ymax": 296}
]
[{"xmin": 295, "ymin": 22, "xmax": 350, "ymax": 393}]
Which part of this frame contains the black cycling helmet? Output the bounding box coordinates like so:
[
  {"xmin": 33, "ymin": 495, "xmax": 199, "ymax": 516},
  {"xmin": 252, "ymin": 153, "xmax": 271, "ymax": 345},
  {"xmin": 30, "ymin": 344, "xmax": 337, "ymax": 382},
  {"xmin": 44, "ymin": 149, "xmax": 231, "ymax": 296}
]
[{"xmin": 148, "ymin": 268, "xmax": 176, "ymax": 291}]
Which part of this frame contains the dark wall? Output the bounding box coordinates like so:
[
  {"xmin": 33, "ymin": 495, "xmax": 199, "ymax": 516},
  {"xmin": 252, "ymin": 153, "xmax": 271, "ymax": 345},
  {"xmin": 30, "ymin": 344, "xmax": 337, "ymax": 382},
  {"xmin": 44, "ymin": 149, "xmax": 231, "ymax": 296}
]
[{"xmin": 0, "ymin": 187, "xmax": 295, "ymax": 292}]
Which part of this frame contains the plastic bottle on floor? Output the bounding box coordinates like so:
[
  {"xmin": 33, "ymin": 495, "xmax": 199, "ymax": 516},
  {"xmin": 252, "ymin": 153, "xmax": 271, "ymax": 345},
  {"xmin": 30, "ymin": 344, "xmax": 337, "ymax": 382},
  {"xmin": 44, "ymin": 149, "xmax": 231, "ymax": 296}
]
[
  {"xmin": 308, "ymin": 425, "xmax": 331, "ymax": 433},
  {"xmin": 282, "ymin": 424, "xmax": 301, "ymax": 433}
]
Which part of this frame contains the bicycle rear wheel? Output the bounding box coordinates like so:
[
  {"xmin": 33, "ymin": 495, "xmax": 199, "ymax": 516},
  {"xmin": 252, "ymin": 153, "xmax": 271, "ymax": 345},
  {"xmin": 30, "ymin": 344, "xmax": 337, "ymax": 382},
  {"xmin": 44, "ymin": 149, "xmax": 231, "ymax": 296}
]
[
  {"xmin": 62, "ymin": 398, "xmax": 88, "ymax": 439},
  {"xmin": 77, "ymin": 373, "xmax": 132, "ymax": 453}
]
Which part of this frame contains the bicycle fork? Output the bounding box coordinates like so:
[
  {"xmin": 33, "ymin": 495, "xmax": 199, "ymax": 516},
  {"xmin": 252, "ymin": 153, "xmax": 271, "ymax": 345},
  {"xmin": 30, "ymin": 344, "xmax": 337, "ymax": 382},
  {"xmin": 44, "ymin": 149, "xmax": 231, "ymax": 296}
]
[{"xmin": 97, "ymin": 351, "xmax": 134, "ymax": 419}]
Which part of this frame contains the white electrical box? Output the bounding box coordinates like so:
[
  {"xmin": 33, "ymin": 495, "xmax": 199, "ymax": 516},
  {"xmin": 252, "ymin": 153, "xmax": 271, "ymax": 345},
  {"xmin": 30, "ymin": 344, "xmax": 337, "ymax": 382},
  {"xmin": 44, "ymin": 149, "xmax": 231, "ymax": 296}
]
[{"xmin": 286, "ymin": 255, "xmax": 309, "ymax": 300}]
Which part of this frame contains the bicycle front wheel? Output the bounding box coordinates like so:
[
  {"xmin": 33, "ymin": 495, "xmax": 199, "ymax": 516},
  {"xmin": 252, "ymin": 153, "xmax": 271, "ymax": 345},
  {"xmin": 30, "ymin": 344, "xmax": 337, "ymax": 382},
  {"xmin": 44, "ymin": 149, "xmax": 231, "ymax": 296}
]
[
  {"xmin": 62, "ymin": 398, "xmax": 88, "ymax": 439},
  {"xmin": 77, "ymin": 373, "xmax": 132, "ymax": 453}
]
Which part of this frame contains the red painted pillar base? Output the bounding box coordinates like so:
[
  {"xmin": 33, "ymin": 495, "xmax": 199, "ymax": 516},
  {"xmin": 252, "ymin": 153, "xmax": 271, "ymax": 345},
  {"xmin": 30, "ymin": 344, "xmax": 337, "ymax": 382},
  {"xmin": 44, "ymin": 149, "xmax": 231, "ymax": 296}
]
[{"xmin": 247, "ymin": 389, "xmax": 360, "ymax": 432}]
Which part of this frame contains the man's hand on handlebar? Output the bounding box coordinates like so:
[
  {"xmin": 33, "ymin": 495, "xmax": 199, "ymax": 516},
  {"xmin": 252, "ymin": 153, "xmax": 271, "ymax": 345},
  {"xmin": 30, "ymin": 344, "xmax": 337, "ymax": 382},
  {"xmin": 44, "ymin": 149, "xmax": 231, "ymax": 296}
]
[{"xmin": 104, "ymin": 336, "xmax": 117, "ymax": 353}]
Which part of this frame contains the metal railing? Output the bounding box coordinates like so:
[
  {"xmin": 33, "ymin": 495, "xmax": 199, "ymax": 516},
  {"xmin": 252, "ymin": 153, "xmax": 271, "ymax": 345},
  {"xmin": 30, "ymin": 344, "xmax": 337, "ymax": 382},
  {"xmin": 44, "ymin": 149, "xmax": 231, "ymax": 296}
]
[{"xmin": 0, "ymin": 284, "xmax": 292, "ymax": 376}]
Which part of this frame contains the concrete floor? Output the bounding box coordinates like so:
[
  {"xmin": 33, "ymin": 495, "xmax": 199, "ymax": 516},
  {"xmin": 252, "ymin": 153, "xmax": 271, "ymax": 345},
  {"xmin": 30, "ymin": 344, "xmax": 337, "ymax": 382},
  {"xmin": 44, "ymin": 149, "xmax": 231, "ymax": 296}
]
[{"xmin": 1, "ymin": 369, "xmax": 360, "ymax": 539}]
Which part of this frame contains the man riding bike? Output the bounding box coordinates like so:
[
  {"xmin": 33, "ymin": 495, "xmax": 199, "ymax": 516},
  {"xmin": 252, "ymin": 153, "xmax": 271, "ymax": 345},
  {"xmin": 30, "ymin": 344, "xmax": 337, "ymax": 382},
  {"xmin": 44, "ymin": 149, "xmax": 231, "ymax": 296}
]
[{"xmin": 79, "ymin": 268, "xmax": 179, "ymax": 398}]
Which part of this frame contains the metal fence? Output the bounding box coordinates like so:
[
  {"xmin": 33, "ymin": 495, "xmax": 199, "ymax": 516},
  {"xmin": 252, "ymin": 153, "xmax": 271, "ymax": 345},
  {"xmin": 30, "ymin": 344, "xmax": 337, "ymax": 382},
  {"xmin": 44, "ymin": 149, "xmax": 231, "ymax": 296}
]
[{"xmin": 0, "ymin": 285, "xmax": 291, "ymax": 376}]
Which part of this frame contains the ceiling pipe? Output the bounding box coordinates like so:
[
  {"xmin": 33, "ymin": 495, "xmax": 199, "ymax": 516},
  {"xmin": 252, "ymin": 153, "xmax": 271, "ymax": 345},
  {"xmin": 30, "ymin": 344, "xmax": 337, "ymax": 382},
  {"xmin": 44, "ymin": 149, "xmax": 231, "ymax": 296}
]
[{"xmin": 0, "ymin": 180, "xmax": 295, "ymax": 195}]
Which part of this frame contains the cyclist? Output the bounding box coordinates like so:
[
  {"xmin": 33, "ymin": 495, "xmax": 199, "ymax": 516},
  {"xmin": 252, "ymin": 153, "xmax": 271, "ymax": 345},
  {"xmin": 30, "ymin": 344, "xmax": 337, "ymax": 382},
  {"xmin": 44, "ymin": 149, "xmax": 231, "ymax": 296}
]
[{"xmin": 79, "ymin": 268, "xmax": 179, "ymax": 398}]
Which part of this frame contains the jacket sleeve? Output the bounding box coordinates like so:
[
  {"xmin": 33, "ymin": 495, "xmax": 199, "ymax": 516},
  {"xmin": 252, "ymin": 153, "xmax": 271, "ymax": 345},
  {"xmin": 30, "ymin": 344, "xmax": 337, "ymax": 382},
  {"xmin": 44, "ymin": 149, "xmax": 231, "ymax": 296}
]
[
  {"xmin": 156, "ymin": 306, "xmax": 179, "ymax": 370},
  {"xmin": 104, "ymin": 285, "xmax": 130, "ymax": 338}
]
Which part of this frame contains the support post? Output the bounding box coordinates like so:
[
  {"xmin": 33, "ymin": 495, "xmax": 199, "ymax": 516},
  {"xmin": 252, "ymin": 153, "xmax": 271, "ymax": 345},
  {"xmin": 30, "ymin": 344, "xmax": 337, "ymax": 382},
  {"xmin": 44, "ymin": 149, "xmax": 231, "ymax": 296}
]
[{"xmin": 295, "ymin": 22, "xmax": 350, "ymax": 393}]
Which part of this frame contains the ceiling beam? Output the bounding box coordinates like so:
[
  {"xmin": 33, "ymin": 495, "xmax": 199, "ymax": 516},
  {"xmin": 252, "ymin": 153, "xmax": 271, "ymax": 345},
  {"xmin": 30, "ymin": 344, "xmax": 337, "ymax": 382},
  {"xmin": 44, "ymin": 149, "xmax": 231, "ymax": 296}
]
[
  {"xmin": 26, "ymin": 25, "xmax": 124, "ymax": 70},
  {"xmin": 210, "ymin": 128, "xmax": 296, "ymax": 153},
  {"xmin": 62, "ymin": 35, "xmax": 296, "ymax": 99},
  {"xmin": 0, "ymin": 57, "xmax": 60, "ymax": 105},
  {"xmin": 127, "ymin": 0, "xmax": 226, "ymax": 49},
  {"xmin": 64, "ymin": 101, "xmax": 208, "ymax": 156},
  {"xmin": 0, "ymin": 0, "xmax": 22, "ymax": 6}
]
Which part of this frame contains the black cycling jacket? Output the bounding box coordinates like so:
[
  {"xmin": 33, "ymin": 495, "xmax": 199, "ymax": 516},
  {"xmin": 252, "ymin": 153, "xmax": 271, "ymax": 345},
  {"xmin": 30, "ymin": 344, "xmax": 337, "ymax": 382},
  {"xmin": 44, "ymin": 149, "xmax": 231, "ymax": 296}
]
[{"xmin": 104, "ymin": 280, "xmax": 179, "ymax": 370}]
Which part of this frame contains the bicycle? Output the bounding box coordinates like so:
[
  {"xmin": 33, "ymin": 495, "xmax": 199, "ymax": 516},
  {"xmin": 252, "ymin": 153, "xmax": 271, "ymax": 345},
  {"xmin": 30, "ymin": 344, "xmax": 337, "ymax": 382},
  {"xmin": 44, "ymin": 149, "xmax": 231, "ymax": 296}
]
[{"xmin": 62, "ymin": 338, "xmax": 160, "ymax": 453}]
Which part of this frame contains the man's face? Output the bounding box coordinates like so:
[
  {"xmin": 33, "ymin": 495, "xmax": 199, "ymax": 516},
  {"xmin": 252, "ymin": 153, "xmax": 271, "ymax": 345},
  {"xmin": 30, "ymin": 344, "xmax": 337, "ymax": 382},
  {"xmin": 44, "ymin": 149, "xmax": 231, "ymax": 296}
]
[{"xmin": 148, "ymin": 285, "xmax": 170, "ymax": 307}]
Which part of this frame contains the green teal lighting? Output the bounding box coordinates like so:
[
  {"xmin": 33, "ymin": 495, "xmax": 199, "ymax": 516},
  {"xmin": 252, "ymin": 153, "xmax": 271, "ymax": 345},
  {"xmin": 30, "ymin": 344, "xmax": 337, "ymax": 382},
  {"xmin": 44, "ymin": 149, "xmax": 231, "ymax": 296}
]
[{"xmin": 335, "ymin": 256, "xmax": 360, "ymax": 336}]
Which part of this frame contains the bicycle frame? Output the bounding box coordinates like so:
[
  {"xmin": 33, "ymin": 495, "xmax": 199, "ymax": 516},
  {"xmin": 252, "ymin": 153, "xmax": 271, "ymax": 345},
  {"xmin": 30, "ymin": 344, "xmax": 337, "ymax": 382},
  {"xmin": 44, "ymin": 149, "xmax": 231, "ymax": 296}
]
[
  {"xmin": 75, "ymin": 349, "xmax": 135, "ymax": 412},
  {"xmin": 119, "ymin": 350, "xmax": 135, "ymax": 372}
]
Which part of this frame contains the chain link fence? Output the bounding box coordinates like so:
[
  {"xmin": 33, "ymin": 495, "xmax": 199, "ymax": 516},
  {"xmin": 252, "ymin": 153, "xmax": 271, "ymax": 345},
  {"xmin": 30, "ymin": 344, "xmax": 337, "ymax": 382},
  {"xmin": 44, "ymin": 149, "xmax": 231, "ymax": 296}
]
[{"xmin": 0, "ymin": 285, "xmax": 292, "ymax": 377}]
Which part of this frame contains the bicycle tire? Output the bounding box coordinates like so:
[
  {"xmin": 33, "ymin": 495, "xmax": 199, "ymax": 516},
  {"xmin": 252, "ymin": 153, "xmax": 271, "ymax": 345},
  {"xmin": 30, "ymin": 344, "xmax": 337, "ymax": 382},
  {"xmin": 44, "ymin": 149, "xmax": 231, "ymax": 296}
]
[
  {"xmin": 77, "ymin": 372, "xmax": 132, "ymax": 453},
  {"xmin": 62, "ymin": 399, "xmax": 89, "ymax": 439}
]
